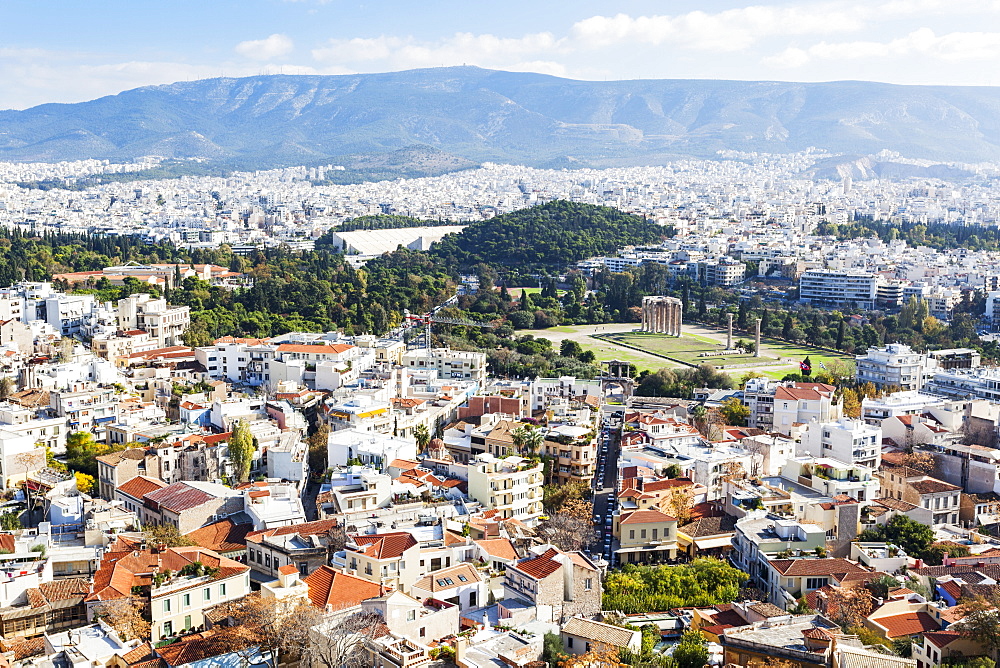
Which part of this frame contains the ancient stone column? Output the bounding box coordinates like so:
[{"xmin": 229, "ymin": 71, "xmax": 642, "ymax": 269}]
[
  {"xmin": 754, "ymin": 318, "xmax": 762, "ymax": 357},
  {"xmin": 727, "ymin": 313, "xmax": 734, "ymax": 350}
]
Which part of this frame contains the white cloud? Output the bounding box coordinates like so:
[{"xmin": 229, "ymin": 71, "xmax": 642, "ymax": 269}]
[
  {"xmin": 570, "ymin": 5, "xmax": 865, "ymax": 52},
  {"xmin": 764, "ymin": 28, "xmax": 1000, "ymax": 68},
  {"xmin": 235, "ymin": 34, "xmax": 294, "ymax": 60},
  {"xmin": 311, "ymin": 31, "xmax": 563, "ymax": 71}
]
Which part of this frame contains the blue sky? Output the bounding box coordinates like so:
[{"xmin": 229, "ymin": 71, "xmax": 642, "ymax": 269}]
[{"xmin": 1, "ymin": 0, "xmax": 998, "ymax": 109}]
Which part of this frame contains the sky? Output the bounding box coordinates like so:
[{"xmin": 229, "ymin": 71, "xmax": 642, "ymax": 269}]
[{"xmin": 1, "ymin": 0, "xmax": 999, "ymax": 109}]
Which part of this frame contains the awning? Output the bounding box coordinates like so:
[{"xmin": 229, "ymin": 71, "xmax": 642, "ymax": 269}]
[
  {"xmin": 693, "ymin": 536, "xmax": 733, "ymax": 550},
  {"xmin": 94, "ymin": 416, "xmax": 116, "ymax": 424}
]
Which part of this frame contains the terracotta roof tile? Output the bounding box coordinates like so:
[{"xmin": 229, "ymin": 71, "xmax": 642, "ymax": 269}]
[
  {"xmin": 474, "ymin": 538, "xmax": 518, "ymax": 561},
  {"xmin": 185, "ymin": 519, "xmax": 253, "ymax": 553},
  {"xmin": 871, "ymin": 611, "xmax": 939, "ymax": 638},
  {"xmin": 303, "ymin": 565, "xmax": 384, "ymax": 610},
  {"xmin": 768, "ymin": 558, "xmax": 869, "ymax": 577},
  {"xmin": 349, "ymin": 532, "xmax": 417, "ymax": 560},
  {"xmin": 117, "ymin": 475, "xmax": 168, "ymax": 500},
  {"xmin": 513, "ymin": 548, "xmax": 563, "ymax": 580}
]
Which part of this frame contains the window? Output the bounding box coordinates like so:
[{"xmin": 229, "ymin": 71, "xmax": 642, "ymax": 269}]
[
  {"xmin": 458, "ymin": 575, "xmax": 468, "ymax": 582},
  {"xmin": 183, "ymin": 593, "xmax": 190, "ymax": 607},
  {"xmin": 419, "ymin": 627, "xmax": 426, "ymax": 638},
  {"xmin": 220, "ymin": 583, "xmax": 227, "ymax": 596},
  {"xmin": 584, "ymin": 578, "xmax": 593, "ymax": 591},
  {"xmin": 163, "ymin": 621, "xmax": 173, "ymax": 637},
  {"xmin": 568, "ymin": 638, "xmax": 574, "ymax": 648},
  {"xmin": 629, "ymin": 530, "xmax": 635, "ymax": 539},
  {"xmin": 184, "ymin": 615, "xmax": 192, "ymax": 630},
  {"xmin": 640, "ymin": 529, "xmax": 646, "ymax": 539},
  {"xmin": 162, "ymin": 599, "xmax": 171, "ymax": 613},
  {"xmin": 407, "ymin": 610, "xmax": 416, "ymax": 621},
  {"xmin": 806, "ymin": 577, "xmax": 828, "ymax": 590},
  {"xmin": 204, "ymin": 588, "xmax": 211, "ymax": 601}
]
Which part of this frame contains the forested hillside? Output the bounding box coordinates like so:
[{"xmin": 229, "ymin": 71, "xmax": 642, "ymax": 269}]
[{"xmin": 431, "ymin": 201, "xmax": 668, "ymax": 270}]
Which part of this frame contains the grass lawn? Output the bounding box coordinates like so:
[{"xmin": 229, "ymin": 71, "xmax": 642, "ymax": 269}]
[{"xmin": 603, "ymin": 331, "xmax": 851, "ymax": 369}]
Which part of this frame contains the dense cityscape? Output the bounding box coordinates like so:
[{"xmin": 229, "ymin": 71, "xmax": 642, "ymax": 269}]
[{"xmin": 2, "ymin": 1, "xmax": 1000, "ymax": 666}]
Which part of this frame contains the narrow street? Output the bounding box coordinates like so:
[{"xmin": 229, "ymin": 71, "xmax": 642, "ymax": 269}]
[{"xmin": 592, "ymin": 407, "xmax": 623, "ymax": 566}]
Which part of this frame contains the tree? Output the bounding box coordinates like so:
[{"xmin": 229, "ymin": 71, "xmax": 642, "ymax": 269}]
[
  {"xmin": 65, "ymin": 431, "xmax": 109, "ymax": 478},
  {"xmin": 664, "ymin": 464, "xmax": 682, "ymax": 479},
  {"xmin": 858, "ymin": 514, "xmax": 934, "ymax": 560},
  {"xmin": 672, "ymin": 629, "xmax": 708, "ymax": 668},
  {"xmin": 228, "ymin": 419, "xmax": 255, "ymax": 483},
  {"xmin": 219, "ymin": 593, "xmax": 324, "ymax": 668},
  {"xmin": 304, "ymin": 612, "xmax": 384, "ymax": 668},
  {"xmin": 661, "ymin": 486, "xmax": 695, "ymax": 525},
  {"xmin": 690, "ymin": 404, "xmax": 709, "ymax": 437},
  {"xmin": 0, "ymin": 377, "xmax": 13, "ymax": 401},
  {"xmin": 823, "ymin": 586, "xmax": 874, "ymax": 628},
  {"xmin": 143, "ymin": 523, "xmax": 196, "ymax": 547},
  {"xmin": 536, "ymin": 512, "xmax": 594, "ymax": 552},
  {"xmin": 719, "ymin": 397, "xmax": 750, "ymax": 427},
  {"xmin": 307, "ymin": 422, "xmax": 330, "ymax": 475},
  {"xmin": 957, "ymin": 597, "xmax": 1000, "ymax": 659},
  {"xmin": 560, "ymin": 339, "xmax": 584, "ymax": 359},
  {"xmin": 899, "ymin": 450, "xmax": 936, "ymax": 474},
  {"xmin": 413, "ymin": 424, "xmax": 430, "ymax": 454},
  {"xmin": 74, "ymin": 472, "xmax": 95, "ymax": 495},
  {"xmin": 542, "ymin": 632, "xmax": 568, "ymax": 666},
  {"xmin": 522, "ymin": 427, "xmax": 544, "ymax": 456},
  {"xmin": 94, "ymin": 598, "xmax": 150, "ymax": 642},
  {"xmin": 603, "ymin": 560, "xmax": 747, "ymax": 613}
]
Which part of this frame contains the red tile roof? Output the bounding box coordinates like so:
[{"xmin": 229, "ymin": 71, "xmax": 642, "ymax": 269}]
[
  {"xmin": 350, "ymin": 532, "xmax": 418, "ymax": 560},
  {"xmin": 303, "ymin": 565, "xmax": 385, "ymax": 610},
  {"xmin": 246, "ymin": 518, "xmax": 339, "ymax": 545},
  {"xmin": 184, "ymin": 518, "xmax": 253, "ymax": 553},
  {"xmin": 619, "ymin": 509, "xmax": 677, "ymax": 525},
  {"xmin": 769, "ymin": 558, "xmax": 870, "ymax": 577},
  {"xmin": 513, "ymin": 548, "xmax": 563, "ymax": 580},
  {"xmin": 474, "ymin": 538, "xmax": 518, "ymax": 561},
  {"xmin": 143, "ymin": 482, "xmax": 219, "ymax": 512},
  {"xmin": 872, "ymin": 611, "xmax": 939, "ymax": 638},
  {"xmin": 117, "ymin": 475, "xmax": 168, "ymax": 500},
  {"xmin": 924, "ymin": 630, "xmax": 962, "ymax": 648}
]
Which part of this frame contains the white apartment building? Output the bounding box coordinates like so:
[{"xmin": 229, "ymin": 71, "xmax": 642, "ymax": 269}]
[
  {"xmin": 326, "ymin": 428, "xmax": 417, "ymax": 470},
  {"xmin": 117, "ymin": 294, "xmax": 190, "ymax": 348},
  {"xmin": 745, "ymin": 379, "xmax": 842, "ymax": 434},
  {"xmin": 45, "ymin": 294, "xmax": 97, "ymax": 336},
  {"xmin": 799, "ymin": 269, "xmax": 878, "ymax": 309},
  {"xmin": 467, "ymin": 454, "xmax": 544, "ymax": 525},
  {"xmin": 0, "ymin": 403, "xmax": 66, "ymax": 452},
  {"xmin": 798, "ymin": 418, "xmax": 882, "ymax": 470},
  {"xmin": 855, "ymin": 343, "xmax": 934, "ymax": 391},
  {"xmin": 860, "ymin": 390, "xmax": 951, "ymax": 425},
  {"xmin": 924, "ymin": 366, "xmax": 1000, "ymax": 402},
  {"xmin": 401, "ymin": 348, "xmax": 487, "ymax": 385}
]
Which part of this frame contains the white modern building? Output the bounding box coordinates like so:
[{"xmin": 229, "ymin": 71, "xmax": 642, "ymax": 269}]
[
  {"xmin": 798, "ymin": 418, "xmax": 882, "ymax": 470},
  {"xmin": 467, "ymin": 454, "xmax": 543, "ymax": 525},
  {"xmin": 799, "ymin": 269, "xmax": 878, "ymax": 309},
  {"xmin": 856, "ymin": 343, "xmax": 934, "ymax": 391},
  {"xmin": 326, "ymin": 428, "xmax": 417, "ymax": 470}
]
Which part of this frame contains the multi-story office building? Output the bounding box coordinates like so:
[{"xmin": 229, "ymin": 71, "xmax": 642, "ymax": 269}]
[
  {"xmin": 799, "ymin": 269, "xmax": 878, "ymax": 309},
  {"xmin": 401, "ymin": 348, "xmax": 487, "ymax": 385}
]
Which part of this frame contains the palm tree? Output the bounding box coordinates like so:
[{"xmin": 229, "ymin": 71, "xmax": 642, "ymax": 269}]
[
  {"xmin": 691, "ymin": 404, "xmax": 709, "ymax": 437},
  {"xmin": 522, "ymin": 428, "xmax": 544, "ymax": 456},
  {"xmin": 511, "ymin": 426, "xmax": 529, "ymax": 455},
  {"xmin": 414, "ymin": 424, "xmax": 430, "ymax": 453}
]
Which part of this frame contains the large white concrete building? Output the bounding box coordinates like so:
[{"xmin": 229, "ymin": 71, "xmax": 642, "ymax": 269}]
[{"xmin": 798, "ymin": 418, "xmax": 882, "ymax": 470}]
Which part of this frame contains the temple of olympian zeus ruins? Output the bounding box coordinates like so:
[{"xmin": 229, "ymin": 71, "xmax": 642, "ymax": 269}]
[{"xmin": 640, "ymin": 296, "xmax": 683, "ymax": 336}]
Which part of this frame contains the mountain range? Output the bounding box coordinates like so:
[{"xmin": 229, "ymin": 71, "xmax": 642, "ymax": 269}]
[{"xmin": 2, "ymin": 67, "xmax": 1000, "ymax": 171}]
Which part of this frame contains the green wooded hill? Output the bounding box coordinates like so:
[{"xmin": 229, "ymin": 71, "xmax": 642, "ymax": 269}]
[{"xmin": 430, "ymin": 200, "xmax": 668, "ymax": 269}]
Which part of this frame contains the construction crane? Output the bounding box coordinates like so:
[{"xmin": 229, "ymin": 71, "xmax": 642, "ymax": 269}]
[{"xmin": 403, "ymin": 309, "xmax": 496, "ymax": 362}]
